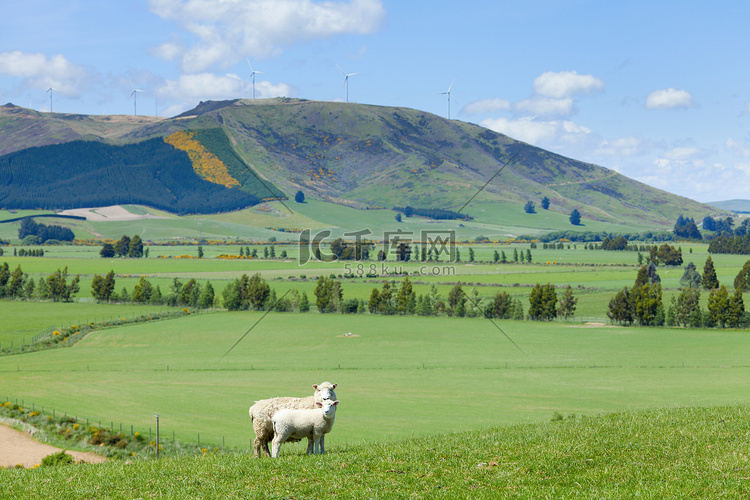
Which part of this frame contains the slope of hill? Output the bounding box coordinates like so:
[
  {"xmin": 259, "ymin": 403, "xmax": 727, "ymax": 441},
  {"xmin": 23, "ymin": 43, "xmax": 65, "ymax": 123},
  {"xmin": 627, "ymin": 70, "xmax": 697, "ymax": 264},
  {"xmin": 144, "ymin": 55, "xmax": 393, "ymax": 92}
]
[
  {"xmin": 706, "ymin": 199, "xmax": 750, "ymax": 213},
  {"xmin": 0, "ymin": 137, "xmax": 259, "ymax": 214},
  {"xmin": 0, "ymin": 99, "xmax": 727, "ymax": 228}
]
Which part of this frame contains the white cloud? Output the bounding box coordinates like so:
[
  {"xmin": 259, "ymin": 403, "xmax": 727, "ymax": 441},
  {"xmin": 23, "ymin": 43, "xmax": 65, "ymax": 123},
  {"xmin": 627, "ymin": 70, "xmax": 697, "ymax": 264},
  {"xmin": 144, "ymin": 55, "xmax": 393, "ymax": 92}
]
[
  {"xmin": 594, "ymin": 136, "xmax": 644, "ymax": 157},
  {"xmin": 480, "ymin": 116, "xmax": 592, "ymax": 147},
  {"xmin": 160, "ymin": 73, "xmax": 247, "ymax": 101},
  {"xmin": 645, "ymin": 88, "xmax": 693, "ymax": 109},
  {"xmin": 158, "ymin": 72, "xmax": 294, "ymax": 114},
  {"xmin": 461, "ymin": 98, "xmax": 511, "ymax": 115},
  {"xmin": 148, "ymin": 0, "xmax": 386, "ymax": 72},
  {"xmin": 0, "ymin": 51, "xmax": 87, "ymax": 96},
  {"xmin": 663, "ymin": 146, "xmax": 701, "ymax": 161},
  {"xmin": 726, "ymin": 137, "xmax": 750, "ymax": 158},
  {"xmin": 532, "ymin": 70, "xmax": 604, "ymax": 99},
  {"xmin": 515, "ymin": 96, "xmax": 574, "ymax": 116}
]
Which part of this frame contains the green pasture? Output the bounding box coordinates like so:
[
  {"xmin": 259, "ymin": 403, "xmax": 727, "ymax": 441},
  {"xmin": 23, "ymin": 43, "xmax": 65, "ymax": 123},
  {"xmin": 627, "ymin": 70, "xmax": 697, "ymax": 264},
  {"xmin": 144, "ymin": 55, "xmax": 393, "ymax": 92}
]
[
  {"xmin": 0, "ymin": 197, "xmax": 666, "ymax": 245},
  {"xmin": 3, "ymin": 405, "xmax": 749, "ymax": 498},
  {"xmin": 2, "ymin": 241, "xmax": 750, "ymax": 332},
  {"xmin": 2, "ymin": 312, "xmax": 749, "ymax": 452},
  {"xmin": 0, "ymin": 301, "xmax": 177, "ymax": 348}
]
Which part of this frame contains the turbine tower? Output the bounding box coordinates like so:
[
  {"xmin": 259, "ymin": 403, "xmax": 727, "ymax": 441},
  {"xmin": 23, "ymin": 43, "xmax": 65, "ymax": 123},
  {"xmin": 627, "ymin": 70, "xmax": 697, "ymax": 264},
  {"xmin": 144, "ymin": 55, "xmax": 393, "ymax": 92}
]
[
  {"xmin": 129, "ymin": 82, "xmax": 145, "ymax": 116},
  {"xmin": 440, "ymin": 80, "xmax": 457, "ymax": 120},
  {"xmin": 246, "ymin": 60, "xmax": 264, "ymax": 99},
  {"xmin": 337, "ymin": 65, "xmax": 358, "ymax": 103},
  {"xmin": 45, "ymin": 87, "xmax": 55, "ymax": 113}
]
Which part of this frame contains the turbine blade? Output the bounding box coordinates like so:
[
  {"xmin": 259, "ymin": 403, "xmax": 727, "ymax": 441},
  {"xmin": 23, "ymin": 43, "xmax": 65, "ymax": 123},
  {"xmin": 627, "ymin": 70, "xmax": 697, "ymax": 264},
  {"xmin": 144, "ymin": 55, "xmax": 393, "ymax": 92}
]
[{"xmin": 337, "ymin": 64, "xmax": 346, "ymax": 76}]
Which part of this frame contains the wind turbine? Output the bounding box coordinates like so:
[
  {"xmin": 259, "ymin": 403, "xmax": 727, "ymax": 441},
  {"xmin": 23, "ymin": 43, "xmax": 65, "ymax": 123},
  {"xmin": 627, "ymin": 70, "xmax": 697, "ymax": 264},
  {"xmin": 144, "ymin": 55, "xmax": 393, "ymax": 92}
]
[
  {"xmin": 440, "ymin": 80, "xmax": 457, "ymax": 120},
  {"xmin": 337, "ymin": 65, "xmax": 358, "ymax": 103},
  {"xmin": 246, "ymin": 59, "xmax": 264, "ymax": 99},
  {"xmin": 129, "ymin": 80, "xmax": 145, "ymax": 116},
  {"xmin": 45, "ymin": 87, "xmax": 55, "ymax": 113}
]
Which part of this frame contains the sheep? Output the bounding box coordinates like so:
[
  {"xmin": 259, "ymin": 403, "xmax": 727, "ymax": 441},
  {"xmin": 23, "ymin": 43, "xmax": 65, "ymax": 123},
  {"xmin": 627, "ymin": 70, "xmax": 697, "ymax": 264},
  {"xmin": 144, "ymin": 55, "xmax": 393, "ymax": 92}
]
[
  {"xmin": 248, "ymin": 382, "xmax": 337, "ymax": 458},
  {"xmin": 271, "ymin": 399, "xmax": 339, "ymax": 458}
]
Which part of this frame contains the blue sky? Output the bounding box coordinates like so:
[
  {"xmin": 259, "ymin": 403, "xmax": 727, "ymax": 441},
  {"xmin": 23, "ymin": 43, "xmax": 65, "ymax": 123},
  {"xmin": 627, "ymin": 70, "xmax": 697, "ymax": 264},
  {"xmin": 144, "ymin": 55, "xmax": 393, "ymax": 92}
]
[{"xmin": 1, "ymin": 0, "xmax": 749, "ymax": 203}]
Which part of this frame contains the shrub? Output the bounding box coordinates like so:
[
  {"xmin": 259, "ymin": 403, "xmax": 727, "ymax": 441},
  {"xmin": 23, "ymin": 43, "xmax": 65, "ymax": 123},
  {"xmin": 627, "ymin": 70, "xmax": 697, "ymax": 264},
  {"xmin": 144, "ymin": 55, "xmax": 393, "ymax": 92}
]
[{"xmin": 41, "ymin": 450, "xmax": 74, "ymax": 467}]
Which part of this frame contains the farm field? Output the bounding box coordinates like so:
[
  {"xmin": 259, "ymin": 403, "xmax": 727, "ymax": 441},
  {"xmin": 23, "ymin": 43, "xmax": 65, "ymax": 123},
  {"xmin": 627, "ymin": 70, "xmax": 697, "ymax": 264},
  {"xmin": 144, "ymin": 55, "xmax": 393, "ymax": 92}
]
[
  {"xmin": 3, "ymin": 213, "xmax": 750, "ymax": 461},
  {"xmin": 1, "ymin": 197, "xmax": 664, "ymax": 245},
  {"xmin": 2, "ymin": 312, "xmax": 750, "ymax": 452}
]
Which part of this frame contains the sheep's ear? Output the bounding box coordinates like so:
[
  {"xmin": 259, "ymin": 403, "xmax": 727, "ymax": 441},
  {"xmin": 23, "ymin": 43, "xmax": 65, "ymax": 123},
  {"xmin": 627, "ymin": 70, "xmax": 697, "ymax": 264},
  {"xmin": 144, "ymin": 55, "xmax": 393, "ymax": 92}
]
[
  {"xmin": 313, "ymin": 384, "xmax": 318, "ymax": 390},
  {"xmin": 332, "ymin": 384, "xmax": 337, "ymax": 389},
  {"xmin": 332, "ymin": 401, "xmax": 339, "ymax": 406},
  {"xmin": 316, "ymin": 402, "xmax": 322, "ymax": 407}
]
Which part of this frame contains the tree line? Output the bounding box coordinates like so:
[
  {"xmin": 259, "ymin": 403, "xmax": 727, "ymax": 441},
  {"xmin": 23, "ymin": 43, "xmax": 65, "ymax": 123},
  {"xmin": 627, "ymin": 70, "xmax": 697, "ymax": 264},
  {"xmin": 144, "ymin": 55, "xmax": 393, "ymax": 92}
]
[
  {"xmin": 607, "ymin": 255, "xmax": 750, "ymax": 328},
  {"xmin": 100, "ymin": 235, "xmax": 146, "ymax": 258},
  {"xmin": 393, "ymin": 206, "xmax": 472, "ymax": 221},
  {"xmin": 18, "ymin": 218, "xmax": 74, "ymax": 243},
  {"xmin": 0, "ymin": 262, "xmax": 79, "ymax": 301},
  {"xmin": 91, "ymin": 271, "xmax": 216, "ymax": 308}
]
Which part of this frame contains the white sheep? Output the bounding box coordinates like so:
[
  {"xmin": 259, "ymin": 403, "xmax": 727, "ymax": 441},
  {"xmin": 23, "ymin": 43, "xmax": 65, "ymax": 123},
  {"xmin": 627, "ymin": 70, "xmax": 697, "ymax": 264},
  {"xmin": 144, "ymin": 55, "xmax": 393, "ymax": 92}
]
[
  {"xmin": 271, "ymin": 399, "xmax": 339, "ymax": 458},
  {"xmin": 248, "ymin": 382, "xmax": 337, "ymax": 458}
]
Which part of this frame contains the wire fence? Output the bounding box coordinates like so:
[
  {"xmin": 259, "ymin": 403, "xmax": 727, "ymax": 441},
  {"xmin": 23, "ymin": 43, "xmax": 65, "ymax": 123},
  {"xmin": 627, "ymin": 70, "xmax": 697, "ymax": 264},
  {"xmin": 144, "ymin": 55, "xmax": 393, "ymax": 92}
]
[{"xmin": 1, "ymin": 395, "xmax": 247, "ymax": 458}]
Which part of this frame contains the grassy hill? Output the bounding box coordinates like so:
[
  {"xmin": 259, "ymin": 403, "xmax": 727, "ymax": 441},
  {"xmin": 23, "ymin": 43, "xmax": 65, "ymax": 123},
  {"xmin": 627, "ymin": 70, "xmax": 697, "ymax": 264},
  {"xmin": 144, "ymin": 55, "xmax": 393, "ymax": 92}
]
[
  {"xmin": 2, "ymin": 405, "xmax": 748, "ymax": 498},
  {"xmin": 707, "ymin": 199, "xmax": 750, "ymax": 213},
  {"xmin": 0, "ymin": 99, "xmax": 728, "ymax": 230}
]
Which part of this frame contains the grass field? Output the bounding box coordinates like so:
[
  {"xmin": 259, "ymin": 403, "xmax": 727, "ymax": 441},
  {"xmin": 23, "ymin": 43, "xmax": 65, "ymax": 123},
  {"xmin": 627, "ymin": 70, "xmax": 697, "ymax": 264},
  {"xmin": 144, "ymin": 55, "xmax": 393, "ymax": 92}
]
[
  {"xmin": 0, "ymin": 195, "xmax": 669, "ymax": 245},
  {"xmin": 2, "ymin": 405, "xmax": 749, "ymax": 498},
  {"xmin": 2, "ymin": 208, "xmax": 750, "ymax": 497},
  {"xmin": 2, "ymin": 312, "xmax": 749, "ymax": 453}
]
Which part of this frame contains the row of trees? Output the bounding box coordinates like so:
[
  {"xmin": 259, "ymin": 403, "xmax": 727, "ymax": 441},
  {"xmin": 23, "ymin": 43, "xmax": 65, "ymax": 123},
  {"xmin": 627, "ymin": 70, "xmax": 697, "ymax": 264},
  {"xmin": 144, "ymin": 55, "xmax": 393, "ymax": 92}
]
[
  {"xmin": 665, "ymin": 285, "xmax": 747, "ymax": 329},
  {"xmin": 0, "ymin": 262, "xmax": 80, "ymax": 302},
  {"xmin": 237, "ymin": 245, "xmax": 288, "ymax": 259},
  {"xmin": 100, "ymin": 235, "xmax": 145, "ymax": 258},
  {"xmin": 393, "ymin": 206, "xmax": 471, "ymax": 221},
  {"xmin": 702, "ymin": 216, "xmax": 750, "ymax": 237},
  {"xmin": 608, "ymin": 256, "xmax": 750, "ymax": 328},
  {"xmin": 18, "ymin": 218, "xmax": 75, "ymax": 243},
  {"xmin": 607, "ymin": 263, "xmax": 665, "ymax": 326},
  {"xmin": 222, "ymin": 273, "xmax": 310, "ymax": 312},
  {"xmin": 707, "ymin": 234, "xmax": 750, "ymax": 255},
  {"xmin": 91, "ymin": 272, "xmax": 216, "ymax": 308}
]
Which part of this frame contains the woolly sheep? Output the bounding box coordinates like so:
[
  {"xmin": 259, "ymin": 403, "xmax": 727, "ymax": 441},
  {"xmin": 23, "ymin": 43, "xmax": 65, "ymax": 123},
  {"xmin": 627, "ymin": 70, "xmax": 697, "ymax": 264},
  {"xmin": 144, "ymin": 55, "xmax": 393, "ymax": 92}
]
[
  {"xmin": 271, "ymin": 399, "xmax": 339, "ymax": 458},
  {"xmin": 248, "ymin": 382, "xmax": 337, "ymax": 458}
]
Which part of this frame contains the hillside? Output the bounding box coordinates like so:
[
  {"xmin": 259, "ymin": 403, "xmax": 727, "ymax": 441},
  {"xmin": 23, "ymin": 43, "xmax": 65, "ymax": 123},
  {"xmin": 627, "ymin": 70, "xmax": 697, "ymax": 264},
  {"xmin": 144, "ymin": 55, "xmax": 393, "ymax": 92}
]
[
  {"xmin": 707, "ymin": 199, "xmax": 750, "ymax": 213},
  {"xmin": 0, "ymin": 99, "xmax": 727, "ymax": 228}
]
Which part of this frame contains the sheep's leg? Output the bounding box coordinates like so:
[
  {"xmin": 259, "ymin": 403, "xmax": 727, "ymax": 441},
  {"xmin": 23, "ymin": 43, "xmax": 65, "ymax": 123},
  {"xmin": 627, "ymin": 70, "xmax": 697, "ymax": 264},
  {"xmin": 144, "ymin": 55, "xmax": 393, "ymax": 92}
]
[
  {"xmin": 307, "ymin": 437, "xmax": 315, "ymax": 454},
  {"xmin": 271, "ymin": 436, "xmax": 283, "ymax": 458},
  {"xmin": 319, "ymin": 435, "xmax": 325, "ymax": 454},
  {"xmin": 262, "ymin": 439, "xmax": 272, "ymax": 458},
  {"xmin": 253, "ymin": 437, "xmax": 263, "ymax": 458}
]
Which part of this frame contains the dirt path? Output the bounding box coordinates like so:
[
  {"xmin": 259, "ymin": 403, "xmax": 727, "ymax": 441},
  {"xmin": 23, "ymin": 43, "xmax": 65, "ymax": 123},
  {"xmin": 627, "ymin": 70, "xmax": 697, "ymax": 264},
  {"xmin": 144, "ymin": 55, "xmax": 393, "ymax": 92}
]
[{"xmin": 0, "ymin": 423, "xmax": 107, "ymax": 468}]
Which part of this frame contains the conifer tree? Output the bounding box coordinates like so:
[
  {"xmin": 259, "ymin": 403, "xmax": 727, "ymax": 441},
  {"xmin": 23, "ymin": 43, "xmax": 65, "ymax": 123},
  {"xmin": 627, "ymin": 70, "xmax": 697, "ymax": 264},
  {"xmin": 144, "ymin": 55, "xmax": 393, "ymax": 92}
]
[{"xmin": 703, "ymin": 256, "xmax": 719, "ymax": 290}]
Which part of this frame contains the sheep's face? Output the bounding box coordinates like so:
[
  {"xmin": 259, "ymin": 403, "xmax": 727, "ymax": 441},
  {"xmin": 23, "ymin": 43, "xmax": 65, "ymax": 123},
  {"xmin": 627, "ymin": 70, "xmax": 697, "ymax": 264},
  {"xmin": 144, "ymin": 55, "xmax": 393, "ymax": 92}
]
[
  {"xmin": 316, "ymin": 399, "xmax": 339, "ymax": 417},
  {"xmin": 313, "ymin": 382, "xmax": 337, "ymax": 401}
]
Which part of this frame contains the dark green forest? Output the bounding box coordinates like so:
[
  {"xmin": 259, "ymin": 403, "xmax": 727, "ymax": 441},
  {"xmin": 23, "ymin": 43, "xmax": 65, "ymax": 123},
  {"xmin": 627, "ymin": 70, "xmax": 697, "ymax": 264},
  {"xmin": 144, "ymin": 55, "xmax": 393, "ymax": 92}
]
[{"xmin": 0, "ymin": 138, "xmax": 260, "ymax": 214}]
